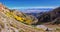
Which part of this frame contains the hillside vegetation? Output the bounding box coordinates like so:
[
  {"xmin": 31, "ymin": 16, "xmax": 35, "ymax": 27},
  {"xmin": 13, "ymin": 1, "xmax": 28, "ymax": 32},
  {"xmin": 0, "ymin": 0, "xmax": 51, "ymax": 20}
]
[{"xmin": 0, "ymin": 3, "xmax": 45, "ymax": 32}]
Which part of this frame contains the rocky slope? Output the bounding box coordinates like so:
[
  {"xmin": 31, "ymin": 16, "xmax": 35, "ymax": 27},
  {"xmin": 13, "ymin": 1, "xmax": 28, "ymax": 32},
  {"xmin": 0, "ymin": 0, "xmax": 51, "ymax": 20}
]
[
  {"xmin": 12, "ymin": 10, "xmax": 38, "ymax": 24},
  {"xmin": 36, "ymin": 7, "xmax": 60, "ymax": 25},
  {"xmin": 0, "ymin": 3, "xmax": 44, "ymax": 32}
]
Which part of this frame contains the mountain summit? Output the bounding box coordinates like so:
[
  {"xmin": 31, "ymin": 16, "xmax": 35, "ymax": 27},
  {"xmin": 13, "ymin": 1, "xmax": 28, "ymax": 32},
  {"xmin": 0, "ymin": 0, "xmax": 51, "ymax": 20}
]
[
  {"xmin": 0, "ymin": 3, "xmax": 4, "ymax": 11},
  {"xmin": 0, "ymin": 3, "xmax": 10, "ymax": 13}
]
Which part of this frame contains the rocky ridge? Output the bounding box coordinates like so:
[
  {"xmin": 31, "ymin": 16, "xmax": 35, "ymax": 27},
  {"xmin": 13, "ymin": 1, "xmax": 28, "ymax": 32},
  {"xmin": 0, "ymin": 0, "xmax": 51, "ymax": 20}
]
[{"xmin": 0, "ymin": 3, "xmax": 44, "ymax": 32}]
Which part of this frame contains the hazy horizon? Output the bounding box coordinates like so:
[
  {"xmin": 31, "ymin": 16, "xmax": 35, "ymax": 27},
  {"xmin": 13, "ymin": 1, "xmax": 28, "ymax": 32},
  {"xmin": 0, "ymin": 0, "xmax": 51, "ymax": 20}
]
[
  {"xmin": 0, "ymin": 0, "xmax": 60, "ymax": 9},
  {"xmin": 0, "ymin": 0, "xmax": 60, "ymax": 13}
]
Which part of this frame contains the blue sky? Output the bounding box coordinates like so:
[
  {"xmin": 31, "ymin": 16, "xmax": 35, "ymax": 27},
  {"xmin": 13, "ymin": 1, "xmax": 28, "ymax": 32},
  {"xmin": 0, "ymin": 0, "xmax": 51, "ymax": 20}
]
[{"xmin": 0, "ymin": 0, "xmax": 60, "ymax": 9}]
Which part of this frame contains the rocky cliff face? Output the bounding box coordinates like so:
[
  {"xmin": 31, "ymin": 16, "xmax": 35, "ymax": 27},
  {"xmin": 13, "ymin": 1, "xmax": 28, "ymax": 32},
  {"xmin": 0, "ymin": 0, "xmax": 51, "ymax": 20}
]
[{"xmin": 36, "ymin": 7, "xmax": 60, "ymax": 25}]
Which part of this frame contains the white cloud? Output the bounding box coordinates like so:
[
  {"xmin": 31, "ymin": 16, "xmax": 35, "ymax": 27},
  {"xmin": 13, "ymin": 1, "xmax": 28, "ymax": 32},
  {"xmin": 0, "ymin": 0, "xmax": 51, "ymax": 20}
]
[
  {"xmin": 9, "ymin": 6, "xmax": 59, "ymax": 13},
  {"xmin": 9, "ymin": 6, "xmax": 59, "ymax": 9}
]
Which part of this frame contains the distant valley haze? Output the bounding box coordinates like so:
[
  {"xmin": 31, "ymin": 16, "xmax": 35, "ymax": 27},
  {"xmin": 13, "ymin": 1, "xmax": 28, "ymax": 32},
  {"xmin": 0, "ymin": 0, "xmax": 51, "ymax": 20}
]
[
  {"xmin": 0, "ymin": 0, "xmax": 60, "ymax": 13},
  {"xmin": 9, "ymin": 6, "xmax": 58, "ymax": 13}
]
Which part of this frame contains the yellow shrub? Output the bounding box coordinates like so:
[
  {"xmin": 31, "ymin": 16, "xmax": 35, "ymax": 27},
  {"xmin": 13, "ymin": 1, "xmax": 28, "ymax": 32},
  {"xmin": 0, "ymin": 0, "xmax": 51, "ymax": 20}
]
[{"xmin": 5, "ymin": 12, "xmax": 32, "ymax": 25}]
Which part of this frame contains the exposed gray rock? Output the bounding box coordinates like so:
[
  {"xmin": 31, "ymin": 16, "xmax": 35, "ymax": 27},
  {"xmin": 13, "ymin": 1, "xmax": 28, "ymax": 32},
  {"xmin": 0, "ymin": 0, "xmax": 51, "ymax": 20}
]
[{"xmin": 36, "ymin": 25, "xmax": 47, "ymax": 30}]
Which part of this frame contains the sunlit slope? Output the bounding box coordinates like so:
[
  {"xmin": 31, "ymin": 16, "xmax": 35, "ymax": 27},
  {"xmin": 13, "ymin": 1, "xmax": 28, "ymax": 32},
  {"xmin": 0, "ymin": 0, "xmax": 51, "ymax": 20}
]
[
  {"xmin": 12, "ymin": 10, "xmax": 38, "ymax": 24},
  {"xmin": 5, "ymin": 11, "xmax": 33, "ymax": 24},
  {"xmin": 0, "ymin": 3, "xmax": 45, "ymax": 32},
  {"xmin": 0, "ymin": 11, "xmax": 44, "ymax": 32}
]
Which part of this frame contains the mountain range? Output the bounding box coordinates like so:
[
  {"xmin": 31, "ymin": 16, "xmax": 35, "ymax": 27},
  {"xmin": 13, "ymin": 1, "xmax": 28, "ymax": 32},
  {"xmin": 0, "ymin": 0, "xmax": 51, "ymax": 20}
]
[
  {"xmin": 35, "ymin": 7, "xmax": 60, "ymax": 25},
  {"xmin": 19, "ymin": 8, "xmax": 53, "ymax": 13}
]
